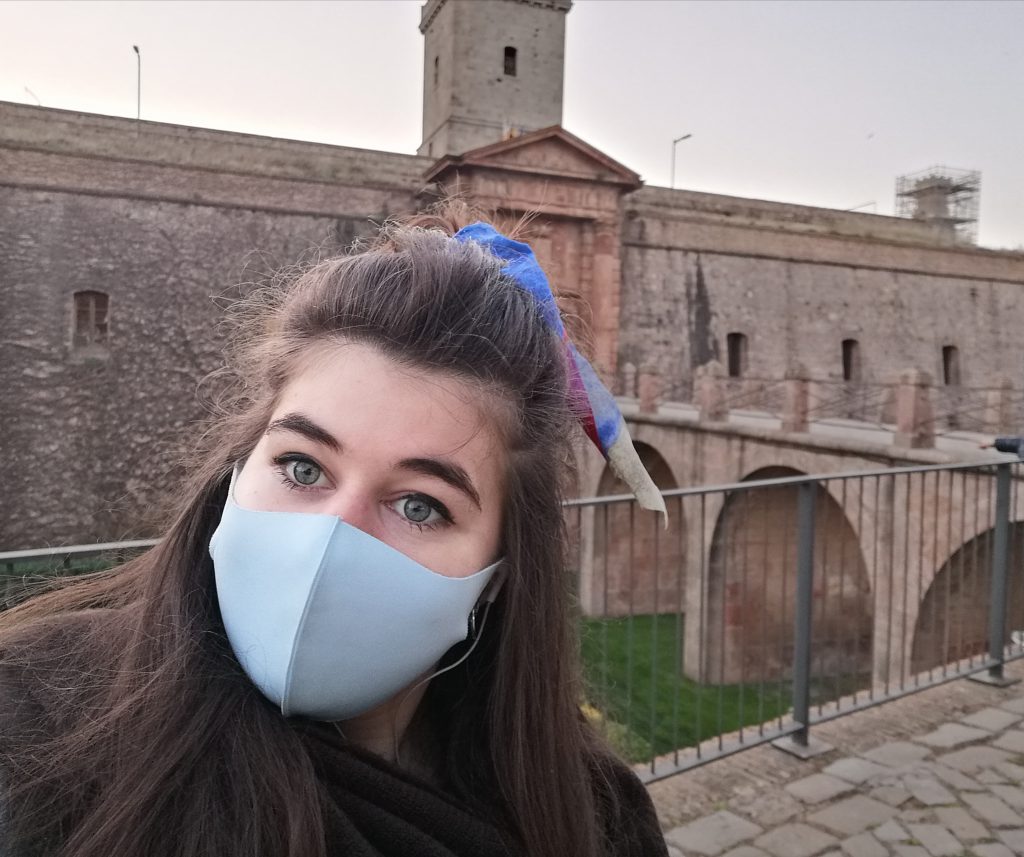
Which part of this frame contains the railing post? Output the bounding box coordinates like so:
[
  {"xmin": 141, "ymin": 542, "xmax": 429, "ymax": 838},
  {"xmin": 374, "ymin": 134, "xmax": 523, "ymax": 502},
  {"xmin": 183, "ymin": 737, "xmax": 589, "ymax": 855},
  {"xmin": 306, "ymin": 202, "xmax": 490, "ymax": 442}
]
[
  {"xmin": 972, "ymin": 463, "xmax": 1019, "ymax": 687},
  {"xmin": 773, "ymin": 481, "xmax": 833, "ymax": 758},
  {"xmin": 792, "ymin": 482, "xmax": 816, "ymax": 740}
]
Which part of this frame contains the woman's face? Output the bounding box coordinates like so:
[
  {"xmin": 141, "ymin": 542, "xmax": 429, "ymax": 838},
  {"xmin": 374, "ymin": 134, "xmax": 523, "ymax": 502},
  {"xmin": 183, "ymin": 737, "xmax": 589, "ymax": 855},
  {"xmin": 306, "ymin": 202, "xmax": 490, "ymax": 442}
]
[{"xmin": 235, "ymin": 341, "xmax": 506, "ymax": 577}]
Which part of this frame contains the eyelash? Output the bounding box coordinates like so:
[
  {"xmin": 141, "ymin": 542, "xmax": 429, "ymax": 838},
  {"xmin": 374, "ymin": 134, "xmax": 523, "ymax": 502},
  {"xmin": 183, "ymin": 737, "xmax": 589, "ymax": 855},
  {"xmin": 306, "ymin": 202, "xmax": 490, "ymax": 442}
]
[{"xmin": 271, "ymin": 454, "xmax": 455, "ymax": 531}]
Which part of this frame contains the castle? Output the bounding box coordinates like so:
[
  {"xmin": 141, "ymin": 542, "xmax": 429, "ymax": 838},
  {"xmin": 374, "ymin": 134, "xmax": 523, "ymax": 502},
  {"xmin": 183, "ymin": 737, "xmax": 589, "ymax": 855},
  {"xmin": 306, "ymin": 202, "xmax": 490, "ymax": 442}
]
[{"xmin": 2, "ymin": 0, "xmax": 1023, "ymax": 549}]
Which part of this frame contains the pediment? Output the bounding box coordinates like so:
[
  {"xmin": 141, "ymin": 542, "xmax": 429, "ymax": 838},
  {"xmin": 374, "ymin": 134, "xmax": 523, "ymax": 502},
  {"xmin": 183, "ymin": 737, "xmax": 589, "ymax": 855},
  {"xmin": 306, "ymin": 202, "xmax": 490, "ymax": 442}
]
[{"xmin": 424, "ymin": 126, "xmax": 641, "ymax": 188}]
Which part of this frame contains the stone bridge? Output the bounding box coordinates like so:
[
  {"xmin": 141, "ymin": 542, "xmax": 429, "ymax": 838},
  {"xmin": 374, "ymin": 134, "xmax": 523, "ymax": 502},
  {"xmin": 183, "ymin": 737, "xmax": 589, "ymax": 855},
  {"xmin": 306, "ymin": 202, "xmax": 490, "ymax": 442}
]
[{"xmin": 571, "ymin": 377, "xmax": 1024, "ymax": 696}]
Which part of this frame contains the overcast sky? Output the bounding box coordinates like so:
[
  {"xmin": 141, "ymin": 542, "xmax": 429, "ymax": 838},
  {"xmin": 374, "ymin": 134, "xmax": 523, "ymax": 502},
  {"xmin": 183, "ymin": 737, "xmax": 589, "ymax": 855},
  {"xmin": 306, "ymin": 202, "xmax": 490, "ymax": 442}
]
[{"xmin": 1, "ymin": 0, "xmax": 1021, "ymax": 249}]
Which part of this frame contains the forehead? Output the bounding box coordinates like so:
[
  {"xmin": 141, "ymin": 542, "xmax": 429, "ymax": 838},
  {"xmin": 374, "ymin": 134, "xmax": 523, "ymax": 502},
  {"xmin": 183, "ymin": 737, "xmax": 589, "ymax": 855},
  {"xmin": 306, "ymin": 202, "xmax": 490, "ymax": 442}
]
[{"xmin": 274, "ymin": 341, "xmax": 506, "ymax": 476}]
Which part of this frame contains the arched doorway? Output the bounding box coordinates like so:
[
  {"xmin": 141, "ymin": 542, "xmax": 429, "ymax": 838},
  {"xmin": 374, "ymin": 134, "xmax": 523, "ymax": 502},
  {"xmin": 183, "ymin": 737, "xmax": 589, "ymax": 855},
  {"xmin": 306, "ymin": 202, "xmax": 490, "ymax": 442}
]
[
  {"xmin": 704, "ymin": 467, "xmax": 872, "ymax": 685},
  {"xmin": 912, "ymin": 523, "xmax": 1024, "ymax": 674},
  {"xmin": 590, "ymin": 442, "xmax": 684, "ymax": 616}
]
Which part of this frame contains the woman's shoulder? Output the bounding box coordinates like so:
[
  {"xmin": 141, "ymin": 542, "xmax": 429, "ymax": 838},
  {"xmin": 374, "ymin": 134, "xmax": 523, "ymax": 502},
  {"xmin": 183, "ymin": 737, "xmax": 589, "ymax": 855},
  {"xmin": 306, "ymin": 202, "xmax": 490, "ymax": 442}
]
[{"xmin": 590, "ymin": 751, "xmax": 670, "ymax": 857}]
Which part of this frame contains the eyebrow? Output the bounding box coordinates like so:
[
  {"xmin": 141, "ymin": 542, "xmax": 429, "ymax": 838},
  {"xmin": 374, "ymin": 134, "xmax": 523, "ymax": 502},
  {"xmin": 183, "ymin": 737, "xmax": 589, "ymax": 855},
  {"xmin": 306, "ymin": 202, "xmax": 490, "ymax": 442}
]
[
  {"xmin": 266, "ymin": 413, "xmax": 341, "ymax": 452},
  {"xmin": 265, "ymin": 412, "xmax": 482, "ymax": 510},
  {"xmin": 397, "ymin": 457, "xmax": 482, "ymax": 510}
]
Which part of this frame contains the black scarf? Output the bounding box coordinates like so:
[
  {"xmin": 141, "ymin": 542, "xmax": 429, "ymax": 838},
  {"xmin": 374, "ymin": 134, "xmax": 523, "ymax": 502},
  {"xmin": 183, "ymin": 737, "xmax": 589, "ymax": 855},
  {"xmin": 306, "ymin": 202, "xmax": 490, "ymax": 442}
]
[
  {"xmin": 300, "ymin": 723, "xmax": 669, "ymax": 857},
  {"xmin": 301, "ymin": 724, "xmax": 520, "ymax": 857}
]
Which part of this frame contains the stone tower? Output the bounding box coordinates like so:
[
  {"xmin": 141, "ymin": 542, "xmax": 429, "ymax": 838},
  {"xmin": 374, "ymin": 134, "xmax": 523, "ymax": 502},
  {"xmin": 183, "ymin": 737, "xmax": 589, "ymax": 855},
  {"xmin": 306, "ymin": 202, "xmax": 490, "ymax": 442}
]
[{"xmin": 417, "ymin": 0, "xmax": 572, "ymax": 158}]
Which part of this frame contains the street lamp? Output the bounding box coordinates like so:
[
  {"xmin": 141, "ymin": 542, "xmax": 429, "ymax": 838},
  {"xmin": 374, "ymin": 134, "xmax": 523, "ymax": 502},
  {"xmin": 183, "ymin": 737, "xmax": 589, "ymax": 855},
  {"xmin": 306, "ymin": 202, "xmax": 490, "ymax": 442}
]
[
  {"xmin": 670, "ymin": 133, "xmax": 692, "ymax": 189},
  {"xmin": 132, "ymin": 45, "xmax": 140, "ymax": 120}
]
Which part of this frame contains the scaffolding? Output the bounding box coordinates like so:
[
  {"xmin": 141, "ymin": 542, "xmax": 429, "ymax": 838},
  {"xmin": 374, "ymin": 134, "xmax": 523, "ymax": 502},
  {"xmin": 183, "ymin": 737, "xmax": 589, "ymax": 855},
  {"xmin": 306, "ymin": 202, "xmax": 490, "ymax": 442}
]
[{"xmin": 895, "ymin": 166, "xmax": 980, "ymax": 244}]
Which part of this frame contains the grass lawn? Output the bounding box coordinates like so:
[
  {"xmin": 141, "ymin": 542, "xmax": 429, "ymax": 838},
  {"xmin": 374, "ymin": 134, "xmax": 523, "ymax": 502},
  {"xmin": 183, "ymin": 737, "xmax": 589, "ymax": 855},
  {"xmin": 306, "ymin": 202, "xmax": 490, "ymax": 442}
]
[
  {"xmin": 0, "ymin": 553, "xmax": 139, "ymax": 606},
  {"xmin": 580, "ymin": 614, "xmax": 793, "ymax": 763}
]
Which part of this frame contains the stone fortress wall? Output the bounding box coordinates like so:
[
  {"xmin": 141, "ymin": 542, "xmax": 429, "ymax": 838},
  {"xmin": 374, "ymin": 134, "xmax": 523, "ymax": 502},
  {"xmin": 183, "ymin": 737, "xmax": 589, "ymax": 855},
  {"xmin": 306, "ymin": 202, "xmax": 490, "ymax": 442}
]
[
  {"xmin": 4, "ymin": 94, "xmax": 1024, "ymax": 549},
  {"xmin": 2, "ymin": 0, "xmax": 1024, "ymax": 552},
  {"xmin": 620, "ymin": 186, "xmax": 1024, "ymax": 403},
  {"xmin": 0, "ymin": 102, "xmax": 427, "ymax": 547}
]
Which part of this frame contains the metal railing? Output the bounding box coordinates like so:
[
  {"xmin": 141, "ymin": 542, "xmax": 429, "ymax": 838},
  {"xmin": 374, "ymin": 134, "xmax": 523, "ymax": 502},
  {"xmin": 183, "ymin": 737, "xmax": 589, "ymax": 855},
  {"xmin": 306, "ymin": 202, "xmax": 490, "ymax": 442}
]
[
  {"xmin": 4, "ymin": 461, "xmax": 1023, "ymax": 785},
  {"xmin": 566, "ymin": 460, "xmax": 1024, "ymax": 782},
  {"xmin": 0, "ymin": 540, "xmax": 157, "ymax": 605}
]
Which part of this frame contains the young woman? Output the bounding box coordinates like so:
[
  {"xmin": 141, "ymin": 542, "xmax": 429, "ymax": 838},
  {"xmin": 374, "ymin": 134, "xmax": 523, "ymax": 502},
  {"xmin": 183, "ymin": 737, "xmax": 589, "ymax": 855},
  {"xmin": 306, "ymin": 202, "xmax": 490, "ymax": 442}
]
[{"xmin": 0, "ymin": 210, "xmax": 669, "ymax": 857}]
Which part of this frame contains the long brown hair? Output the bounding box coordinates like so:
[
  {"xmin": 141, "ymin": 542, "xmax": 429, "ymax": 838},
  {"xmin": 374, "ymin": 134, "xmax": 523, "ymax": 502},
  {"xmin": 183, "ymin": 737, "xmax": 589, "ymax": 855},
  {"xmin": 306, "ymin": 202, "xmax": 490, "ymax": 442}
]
[{"xmin": 0, "ymin": 206, "xmax": 620, "ymax": 856}]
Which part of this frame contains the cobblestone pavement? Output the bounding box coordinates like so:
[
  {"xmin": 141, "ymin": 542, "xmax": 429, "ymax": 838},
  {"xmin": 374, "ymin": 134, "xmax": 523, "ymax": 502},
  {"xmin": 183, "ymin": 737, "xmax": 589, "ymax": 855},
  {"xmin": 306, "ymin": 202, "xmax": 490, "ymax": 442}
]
[{"xmin": 648, "ymin": 664, "xmax": 1024, "ymax": 857}]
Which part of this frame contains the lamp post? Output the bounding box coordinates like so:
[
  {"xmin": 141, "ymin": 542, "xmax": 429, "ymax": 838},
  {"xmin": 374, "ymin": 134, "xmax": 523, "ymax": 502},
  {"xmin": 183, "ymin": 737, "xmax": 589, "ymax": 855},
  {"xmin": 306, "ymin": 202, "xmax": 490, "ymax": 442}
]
[
  {"xmin": 670, "ymin": 133, "xmax": 692, "ymax": 189},
  {"xmin": 132, "ymin": 45, "xmax": 140, "ymax": 120}
]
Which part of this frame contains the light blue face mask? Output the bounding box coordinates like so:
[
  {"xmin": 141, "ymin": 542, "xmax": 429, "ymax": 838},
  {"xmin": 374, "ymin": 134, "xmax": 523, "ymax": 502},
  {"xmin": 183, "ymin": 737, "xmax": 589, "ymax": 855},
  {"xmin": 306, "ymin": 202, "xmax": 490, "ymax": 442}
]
[{"xmin": 209, "ymin": 471, "xmax": 503, "ymax": 721}]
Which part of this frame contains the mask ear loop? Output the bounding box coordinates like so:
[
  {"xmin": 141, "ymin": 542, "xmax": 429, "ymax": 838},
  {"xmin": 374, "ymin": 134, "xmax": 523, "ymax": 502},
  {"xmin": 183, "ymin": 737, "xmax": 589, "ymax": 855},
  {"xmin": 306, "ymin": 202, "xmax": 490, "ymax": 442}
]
[{"xmin": 389, "ymin": 566, "xmax": 506, "ymax": 766}]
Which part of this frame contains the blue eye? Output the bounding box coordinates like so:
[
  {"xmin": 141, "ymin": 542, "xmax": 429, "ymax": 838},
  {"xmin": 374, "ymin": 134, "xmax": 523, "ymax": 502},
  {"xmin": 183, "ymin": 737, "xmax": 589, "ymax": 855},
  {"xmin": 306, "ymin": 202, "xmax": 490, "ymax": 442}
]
[
  {"xmin": 291, "ymin": 460, "xmax": 321, "ymax": 486},
  {"xmin": 403, "ymin": 496, "xmax": 433, "ymax": 523},
  {"xmin": 389, "ymin": 494, "xmax": 452, "ymax": 529},
  {"xmin": 273, "ymin": 455, "xmax": 326, "ymax": 490}
]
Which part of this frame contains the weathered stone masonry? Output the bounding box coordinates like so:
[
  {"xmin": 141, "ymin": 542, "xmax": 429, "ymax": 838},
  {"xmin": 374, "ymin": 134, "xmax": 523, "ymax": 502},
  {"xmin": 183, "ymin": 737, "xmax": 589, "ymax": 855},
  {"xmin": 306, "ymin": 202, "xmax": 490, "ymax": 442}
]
[
  {"xmin": 3, "ymin": 0, "xmax": 1024, "ymax": 557},
  {"xmin": 4, "ymin": 96, "xmax": 1024, "ymax": 552},
  {"xmin": 0, "ymin": 103, "xmax": 430, "ymax": 547}
]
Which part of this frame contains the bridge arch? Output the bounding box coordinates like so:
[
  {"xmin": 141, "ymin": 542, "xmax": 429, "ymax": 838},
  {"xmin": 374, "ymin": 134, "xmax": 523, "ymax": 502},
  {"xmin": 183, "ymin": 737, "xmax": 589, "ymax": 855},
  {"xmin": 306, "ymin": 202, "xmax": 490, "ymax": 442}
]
[
  {"xmin": 703, "ymin": 466, "xmax": 873, "ymax": 684},
  {"xmin": 590, "ymin": 441, "xmax": 684, "ymax": 616},
  {"xmin": 911, "ymin": 522, "xmax": 1024, "ymax": 675}
]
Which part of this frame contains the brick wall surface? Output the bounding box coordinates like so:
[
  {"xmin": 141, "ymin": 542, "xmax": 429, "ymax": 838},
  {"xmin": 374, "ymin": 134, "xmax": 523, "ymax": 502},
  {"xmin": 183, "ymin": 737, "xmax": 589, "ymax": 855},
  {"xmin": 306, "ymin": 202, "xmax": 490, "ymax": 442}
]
[
  {"xmin": 0, "ymin": 103, "xmax": 427, "ymax": 548},
  {"xmin": 0, "ymin": 186, "xmax": 374, "ymax": 549},
  {"xmin": 619, "ymin": 193, "xmax": 1024, "ymax": 401}
]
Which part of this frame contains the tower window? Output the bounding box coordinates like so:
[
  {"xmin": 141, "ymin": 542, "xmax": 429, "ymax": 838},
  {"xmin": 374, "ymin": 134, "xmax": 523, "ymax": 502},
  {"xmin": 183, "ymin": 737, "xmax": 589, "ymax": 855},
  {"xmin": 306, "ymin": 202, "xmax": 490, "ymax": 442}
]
[
  {"xmin": 72, "ymin": 290, "xmax": 109, "ymax": 348},
  {"xmin": 942, "ymin": 345, "xmax": 961, "ymax": 386},
  {"xmin": 726, "ymin": 332, "xmax": 747, "ymax": 378},
  {"xmin": 842, "ymin": 338, "xmax": 861, "ymax": 382},
  {"xmin": 504, "ymin": 46, "xmax": 517, "ymax": 77},
  {"xmin": 433, "ymin": 56, "xmax": 439, "ymax": 86}
]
